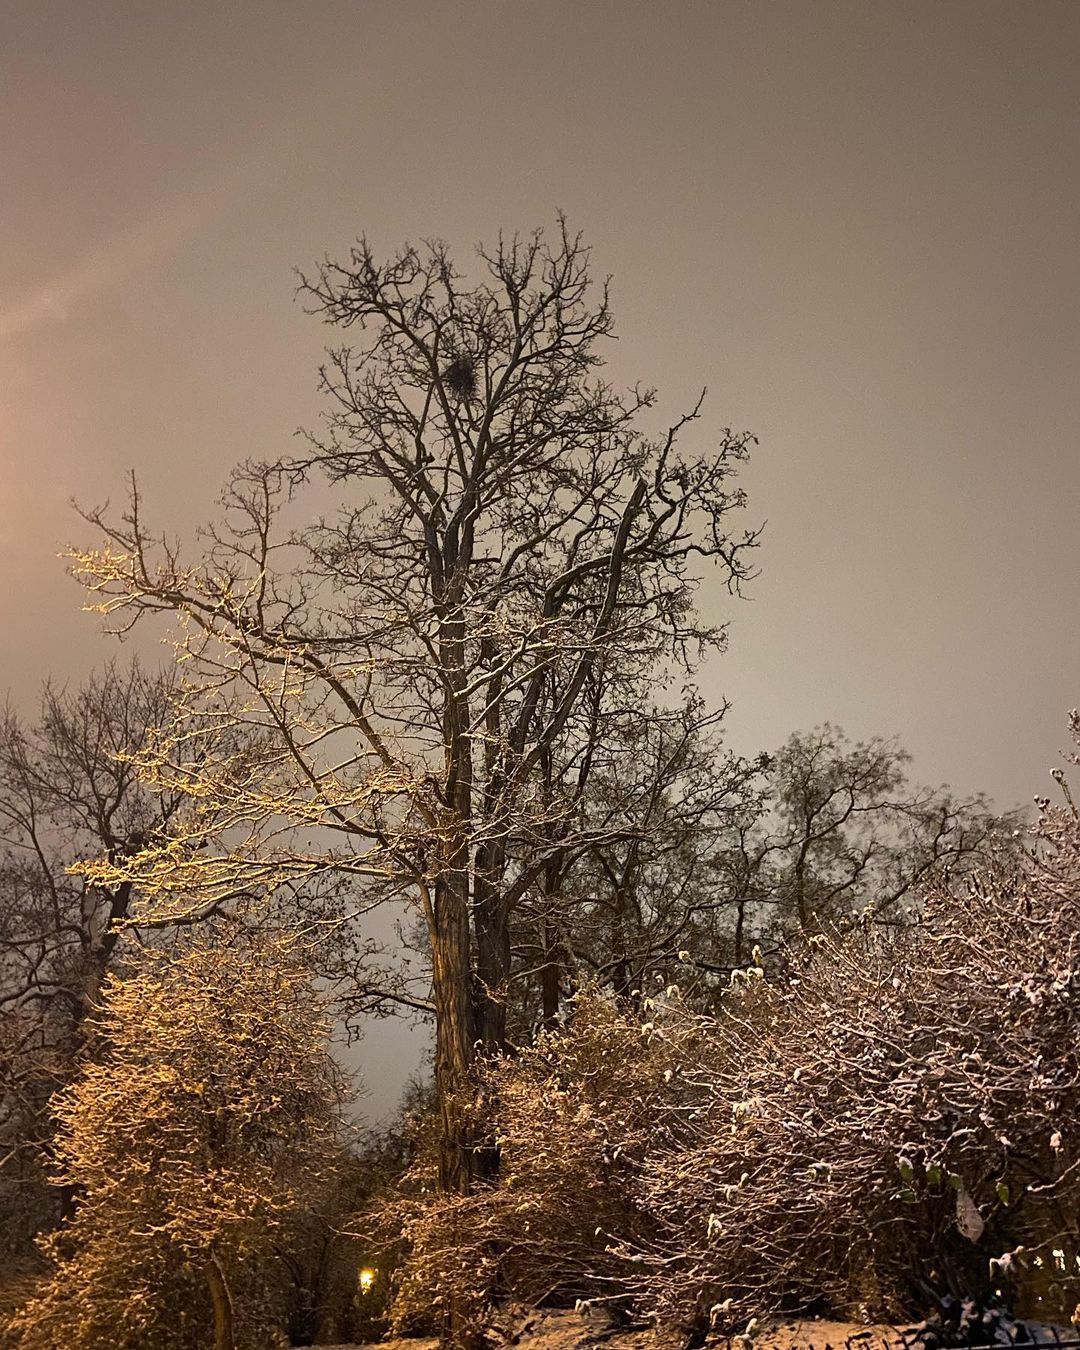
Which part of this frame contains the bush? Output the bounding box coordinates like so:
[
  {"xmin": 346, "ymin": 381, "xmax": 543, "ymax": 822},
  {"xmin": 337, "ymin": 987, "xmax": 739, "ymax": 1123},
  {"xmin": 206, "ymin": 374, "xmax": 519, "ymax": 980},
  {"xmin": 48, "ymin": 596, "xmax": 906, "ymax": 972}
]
[
  {"xmin": 375, "ymin": 995, "xmax": 693, "ymax": 1335},
  {"xmin": 632, "ymin": 870, "xmax": 1080, "ymax": 1333},
  {"xmin": 385, "ymin": 740, "xmax": 1080, "ymax": 1338}
]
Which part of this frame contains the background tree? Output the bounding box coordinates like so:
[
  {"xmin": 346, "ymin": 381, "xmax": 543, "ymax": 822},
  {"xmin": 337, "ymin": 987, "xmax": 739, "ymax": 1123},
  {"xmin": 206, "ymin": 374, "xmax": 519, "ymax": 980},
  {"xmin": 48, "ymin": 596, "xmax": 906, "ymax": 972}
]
[
  {"xmin": 712, "ymin": 724, "xmax": 1012, "ymax": 956},
  {"xmin": 506, "ymin": 694, "xmax": 766, "ymax": 1027},
  {"xmin": 5, "ymin": 932, "xmax": 345, "ymax": 1350},
  {"xmin": 0, "ymin": 660, "xmax": 183, "ymax": 1251},
  {"xmin": 71, "ymin": 220, "xmax": 760, "ymax": 1200},
  {"xmin": 506, "ymin": 719, "xmax": 1008, "ymax": 1025}
]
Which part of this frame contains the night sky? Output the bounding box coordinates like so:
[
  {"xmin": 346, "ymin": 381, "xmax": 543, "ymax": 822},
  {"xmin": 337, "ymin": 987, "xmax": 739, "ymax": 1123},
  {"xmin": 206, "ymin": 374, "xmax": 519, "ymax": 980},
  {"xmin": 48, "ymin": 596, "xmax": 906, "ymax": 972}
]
[{"xmin": 3, "ymin": 0, "xmax": 1079, "ymax": 1112}]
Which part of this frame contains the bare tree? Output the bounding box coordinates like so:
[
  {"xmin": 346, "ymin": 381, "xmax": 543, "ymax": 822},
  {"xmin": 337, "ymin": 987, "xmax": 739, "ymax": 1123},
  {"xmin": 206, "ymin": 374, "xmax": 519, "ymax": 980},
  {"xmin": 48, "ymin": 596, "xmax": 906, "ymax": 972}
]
[
  {"xmin": 70, "ymin": 220, "xmax": 760, "ymax": 1207},
  {"xmin": 508, "ymin": 695, "xmax": 766, "ymax": 1025},
  {"xmin": 509, "ymin": 720, "xmax": 1008, "ymax": 1024},
  {"xmin": 0, "ymin": 660, "xmax": 184, "ymax": 1248},
  {"xmin": 713, "ymin": 725, "xmax": 1013, "ymax": 954}
]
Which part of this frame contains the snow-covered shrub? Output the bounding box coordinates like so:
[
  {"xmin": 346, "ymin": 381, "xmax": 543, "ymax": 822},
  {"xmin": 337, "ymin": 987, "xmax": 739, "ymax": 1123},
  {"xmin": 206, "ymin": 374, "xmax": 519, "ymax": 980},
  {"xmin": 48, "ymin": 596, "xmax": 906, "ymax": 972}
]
[
  {"xmin": 628, "ymin": 809, "xmax": 1080, "ymax": 1332},
  {"xmin": 387, "ymin": 779, "xmax": 1080, "ymax": 1336},
  {"xmin": 376, "ymin": 989, "xmax": 697, "ymax": 1335}
]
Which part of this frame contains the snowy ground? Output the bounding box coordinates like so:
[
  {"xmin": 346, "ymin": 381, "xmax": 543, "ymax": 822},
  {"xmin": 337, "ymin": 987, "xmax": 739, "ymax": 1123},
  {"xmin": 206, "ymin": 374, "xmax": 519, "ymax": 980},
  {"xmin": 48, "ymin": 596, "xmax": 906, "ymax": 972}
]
[
  {"xmin": 310, "ymin": 1312, "xmax": 894, "ymax": 1350},
  {"xmin": 311, "ymin": 1309, "xmax": 1075, "ymax": 1350}
]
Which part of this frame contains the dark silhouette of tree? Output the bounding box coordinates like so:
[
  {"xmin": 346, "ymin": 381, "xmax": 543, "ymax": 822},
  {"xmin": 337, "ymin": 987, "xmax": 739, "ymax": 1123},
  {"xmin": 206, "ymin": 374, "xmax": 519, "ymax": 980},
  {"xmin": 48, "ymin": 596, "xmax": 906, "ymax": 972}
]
[
  {"xmin": 506, "ymin": 719, "xmax": 1008, "ymax": 1025},
  {"xmin": 713, "ymin": 725, "xmax": 1012, "ymax": 956}
]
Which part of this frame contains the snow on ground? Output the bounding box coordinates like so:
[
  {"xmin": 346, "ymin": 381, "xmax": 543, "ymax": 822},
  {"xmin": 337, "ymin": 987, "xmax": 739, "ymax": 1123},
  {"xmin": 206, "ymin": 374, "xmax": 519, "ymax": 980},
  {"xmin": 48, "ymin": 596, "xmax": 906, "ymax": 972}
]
[{"xmin": 310, "ymin": 1306, "xmax": 1076, "ymax": 1350}]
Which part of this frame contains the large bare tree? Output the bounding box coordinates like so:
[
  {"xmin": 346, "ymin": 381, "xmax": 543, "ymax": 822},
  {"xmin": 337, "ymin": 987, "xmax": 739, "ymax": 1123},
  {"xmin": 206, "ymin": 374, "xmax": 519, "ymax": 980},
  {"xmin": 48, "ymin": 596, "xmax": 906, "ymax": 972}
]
[{"xmin": 70, "ymin": 221, "xmax": 760, "ymax": 1198}]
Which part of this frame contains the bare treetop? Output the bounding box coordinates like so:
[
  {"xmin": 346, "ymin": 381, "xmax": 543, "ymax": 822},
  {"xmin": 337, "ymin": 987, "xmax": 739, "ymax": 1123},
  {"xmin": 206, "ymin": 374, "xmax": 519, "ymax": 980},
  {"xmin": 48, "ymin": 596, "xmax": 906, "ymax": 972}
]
[{"xmin": 69, "ymin": 221, "xmax": 760, "ymax": 1199}]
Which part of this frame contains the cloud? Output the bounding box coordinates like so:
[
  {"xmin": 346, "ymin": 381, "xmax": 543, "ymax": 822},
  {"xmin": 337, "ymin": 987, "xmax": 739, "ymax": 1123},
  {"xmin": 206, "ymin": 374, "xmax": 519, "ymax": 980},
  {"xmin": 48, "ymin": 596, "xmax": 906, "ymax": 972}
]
[
  {"xmin": 0, "ymin": 107, "xmax": 313, "ymax": 345},
  {"xmin": 0, "ymin": 196, "xmax": 208, "ymax": 343}
]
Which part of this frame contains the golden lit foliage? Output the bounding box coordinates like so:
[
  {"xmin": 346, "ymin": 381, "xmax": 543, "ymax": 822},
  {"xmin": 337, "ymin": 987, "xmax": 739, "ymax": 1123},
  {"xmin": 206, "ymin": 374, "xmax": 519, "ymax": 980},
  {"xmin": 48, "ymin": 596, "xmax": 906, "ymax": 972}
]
[
  {"xmin": 378, "ymin": 989, "xmax": 689, "ymax": 1336},
  {"xmin": 5, "ymin": 932, "xmax": 346, "ymax": 1350}
]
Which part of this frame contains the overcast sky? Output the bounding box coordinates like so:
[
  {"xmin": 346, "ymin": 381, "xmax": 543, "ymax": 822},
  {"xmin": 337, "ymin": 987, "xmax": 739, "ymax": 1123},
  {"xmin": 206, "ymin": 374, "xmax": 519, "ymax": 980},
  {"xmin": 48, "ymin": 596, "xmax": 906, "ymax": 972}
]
[{"xmin": 3, "ymin": 0, "xmax": 1078, "ymax": 1113}]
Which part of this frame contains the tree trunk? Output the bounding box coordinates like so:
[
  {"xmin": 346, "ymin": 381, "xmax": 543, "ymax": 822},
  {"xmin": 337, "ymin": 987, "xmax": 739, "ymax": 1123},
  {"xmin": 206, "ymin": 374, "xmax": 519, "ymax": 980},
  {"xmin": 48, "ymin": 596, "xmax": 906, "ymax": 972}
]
[
  {"xmin": 431, "ymin": 874, "xmax": 484, "ymax": 1349},
  {"xmin": 733, "ymin": 892, "xmax": 747, "ymax": 966},
  {"xmin": 206, "ymin": 1251, "xmax": 235, "ymax": 1350},
  {"xmin": 611, "ymin": 884, "xmax": 633, "ymax": 1001},
  {"xmin": 431, "ymin": 873, "xmax": 476, "ymax": 1194},
  {"xmin": 540, "ymin": 915, "xmax": 562, "ymax": 1025},
  {"xmin": 537, "ymin": 854, "xmax": 564, "ymax": 1025},
  {"xmin": 473, "ymin": 855, "xmax": 511, "ymax": 1053}
]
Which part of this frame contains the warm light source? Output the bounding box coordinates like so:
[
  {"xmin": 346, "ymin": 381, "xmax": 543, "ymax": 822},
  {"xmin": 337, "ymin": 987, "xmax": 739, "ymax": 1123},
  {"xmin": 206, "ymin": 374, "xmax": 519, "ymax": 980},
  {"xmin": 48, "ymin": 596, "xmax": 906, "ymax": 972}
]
[{"xmin": 358, "ymin": 1267, "xmax": 377, "ymax": 1294}]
